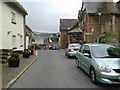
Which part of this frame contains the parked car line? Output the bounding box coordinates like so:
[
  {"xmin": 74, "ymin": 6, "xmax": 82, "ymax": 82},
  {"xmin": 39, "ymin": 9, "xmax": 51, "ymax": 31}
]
[{"xmin": 75, "ymin": 43, "xmax": 120, "ymax": 84}]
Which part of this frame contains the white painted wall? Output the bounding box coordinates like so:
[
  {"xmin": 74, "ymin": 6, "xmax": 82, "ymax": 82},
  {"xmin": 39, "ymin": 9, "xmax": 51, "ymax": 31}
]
[
  {"xmin": 0, "ymin": 2, "xmax": 2, "ymax": 89},
  {"xmin": 26, "ymin": 36, "xmax": 29, "ymax": 49},
  {"xmin": 2, "ymin": 3, "xmax": 24, "ymax": 51},
  {"xmin": 0, "ymin": 1, "xmax": 2, "ymax": 49}
]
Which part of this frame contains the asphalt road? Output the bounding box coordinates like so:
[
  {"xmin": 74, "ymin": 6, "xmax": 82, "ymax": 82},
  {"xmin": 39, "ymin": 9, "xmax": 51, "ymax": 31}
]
[{"xmin": 10, "ymin": 50, "xmax": 120, "ymax": 89}]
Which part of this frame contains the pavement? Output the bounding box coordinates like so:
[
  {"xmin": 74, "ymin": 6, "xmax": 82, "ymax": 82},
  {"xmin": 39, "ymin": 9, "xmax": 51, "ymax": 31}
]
[{"xmin": 1, "ymin": 51, "xmax": 38, "ymax": 89}]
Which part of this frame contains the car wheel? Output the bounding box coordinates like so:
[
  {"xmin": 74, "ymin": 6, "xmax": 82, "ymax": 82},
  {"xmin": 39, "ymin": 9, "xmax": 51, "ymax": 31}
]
[
  {"xmin": 67, "ymin": 55, "xmax": 70, "ymax": 58},
  {"xmin": 75, "ymin": 57, "xmax": 79, "ymax": 68},
  {"xmin": 90, "ymin": 68, "xmax": 97, "ymax": 83},
  {"xmin": 65, "ymin": 53, "xmax": 67, "ymax": 56}
]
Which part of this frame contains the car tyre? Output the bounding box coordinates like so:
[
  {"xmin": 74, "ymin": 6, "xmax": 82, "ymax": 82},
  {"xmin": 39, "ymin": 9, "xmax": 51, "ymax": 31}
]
[
  {"xmin": 75, "ymin": 57, "xmax": 79, "ymax": 68},
  {"xmin": 65, "ymin": 53, "xmax": 67, "ymax": 56},
  {"xmin": 67, "ymin": 55, "xmax": 70, "ymax": 58},
  {"xmin": 90, "ymin": 68, "xmax": 97, "ymax": 84}
]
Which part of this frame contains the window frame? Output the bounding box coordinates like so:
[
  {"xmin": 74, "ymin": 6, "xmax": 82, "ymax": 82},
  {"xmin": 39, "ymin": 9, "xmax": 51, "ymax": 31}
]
[
  {"xmin": 12, "ymin": 35, "xmax": 16, "ymax": 47},
  {"xmin": 72, "ymin": 33, "xmax": 80, "ymax": 41},
  {"xmin": 11, "ymin": 12, "xmax": 16, "ymax": 24},
  {"xmin": 79, "ymin": 45, "xmax": 85, "ymax": 53}
]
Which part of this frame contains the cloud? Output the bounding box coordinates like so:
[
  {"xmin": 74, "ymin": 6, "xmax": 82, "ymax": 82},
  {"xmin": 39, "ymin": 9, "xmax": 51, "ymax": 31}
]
[
  {"xmin": 19, "ymin": 0, "xmax": 119, "ymax": 33},
  {"xmin": 20, "ymin": 0, "xmax": 82, "ymax": 33}
]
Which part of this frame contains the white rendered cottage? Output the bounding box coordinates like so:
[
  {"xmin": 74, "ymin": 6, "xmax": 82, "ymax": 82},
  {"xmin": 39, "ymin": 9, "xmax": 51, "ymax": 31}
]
[{"xmin": 0, "ymin": 1, "xmax": 28, "ymax": 63}]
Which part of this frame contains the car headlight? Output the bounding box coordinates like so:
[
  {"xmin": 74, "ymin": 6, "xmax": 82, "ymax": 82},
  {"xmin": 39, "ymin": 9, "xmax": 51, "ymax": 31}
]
[{"xmin": 99, "ymin": 65, "xmax": 112, "ymax": 73}]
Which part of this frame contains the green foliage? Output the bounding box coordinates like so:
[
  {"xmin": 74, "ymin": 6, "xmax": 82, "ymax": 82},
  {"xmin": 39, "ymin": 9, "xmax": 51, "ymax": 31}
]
[
  {"xmin": 118, "ymin": 29, "xmax": 120, "ymax": 43},
  {"xmin": 50, "ymin": 36, "xmax": 58, "ymax": 42},
  {"xmin": 9, "ymin": 53, "xmax": 20, "ymax": 60},
  {"xmin": 99, "ymin": 32, "xmax": 118, "ymax": 43},
  {"xmin": 97, "ymin": 2, "xmax": 114, "ymax": 32}
]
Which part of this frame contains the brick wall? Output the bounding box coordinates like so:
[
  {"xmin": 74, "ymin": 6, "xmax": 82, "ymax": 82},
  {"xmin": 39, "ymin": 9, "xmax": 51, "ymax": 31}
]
[
  {"xmin": 80, "ymin": 15, "xmax": 105, "ymax": 43},
  {"xmin": 60, "ymin": 31, "xmax": 68, "ymax": 49}
]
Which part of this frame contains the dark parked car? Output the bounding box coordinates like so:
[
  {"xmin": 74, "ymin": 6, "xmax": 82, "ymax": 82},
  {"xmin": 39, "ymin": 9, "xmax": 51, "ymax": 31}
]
[{"xmin": 49, "ymin": 46, "xmax": 57, "ymax": 50}]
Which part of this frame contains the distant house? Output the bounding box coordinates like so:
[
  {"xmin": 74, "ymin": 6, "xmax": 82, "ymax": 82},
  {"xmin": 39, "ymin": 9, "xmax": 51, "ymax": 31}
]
[
  {"xmin": 78, "ymin": 0, "xmax": 120, "ymax": 43},
  {"xmin": 67, "ymin": 27, "xmax": 82, "ymax": 44},
  {"xmin": 25, "ymin": 25, "xmax": 34, "ymax": 49},
  {"xmin": 0, "ymin": 1, "xmax": 27, "ymax": 63},
  {"xmin": 33, "ymin": 34, "xmax": 44, "ymax": 45},
  {"xmin": 59, "ymin": 19, "xmax": 78, "ymax": 49}
]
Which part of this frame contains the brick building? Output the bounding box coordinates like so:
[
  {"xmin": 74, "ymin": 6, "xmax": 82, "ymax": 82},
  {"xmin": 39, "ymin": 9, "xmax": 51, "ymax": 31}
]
[
  {"xmin": 59, "ymin": 19, "xmax": 78, "ymax": 49},
  {"xmin": 67, "ymin": 27, "xmax": 82, "ymax": 44},
  {"xmin": 78, "ymin": 0, "xmax": 120, "ymax": 43}
]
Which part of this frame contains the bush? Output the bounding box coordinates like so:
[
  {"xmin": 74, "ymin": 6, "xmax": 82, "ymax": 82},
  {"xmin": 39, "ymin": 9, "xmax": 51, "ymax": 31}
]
[
  {"xmin": 9, "ymin": 53, "xmax": 20, "ymax": 61},
  {"xmin": 50, "ymin": 36, "xmax": 58, "ymax": 42},
  {"xmin": 99, "ymin": 32, "xmax": 118, "ymax": 43}
]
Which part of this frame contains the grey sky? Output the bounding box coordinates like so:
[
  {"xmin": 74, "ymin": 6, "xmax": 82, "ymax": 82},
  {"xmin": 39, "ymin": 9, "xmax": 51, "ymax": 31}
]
[
  {"xmin": 19, "ymin": 0, "xmax": 82, "ymax": 33},
  {"xmin": 19, "ymin": 0, "xmax": 119, "ymax": 33}
]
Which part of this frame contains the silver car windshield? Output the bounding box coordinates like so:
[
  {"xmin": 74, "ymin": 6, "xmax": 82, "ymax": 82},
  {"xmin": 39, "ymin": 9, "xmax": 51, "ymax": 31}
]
[{"xmin": 91, "ymin": 46, "xmax": 120, "ymax": 58}]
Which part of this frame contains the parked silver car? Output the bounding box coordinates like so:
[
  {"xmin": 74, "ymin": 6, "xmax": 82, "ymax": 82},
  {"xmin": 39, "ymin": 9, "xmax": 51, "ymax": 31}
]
[
  {"xmin": 65, "ymin": 43, "xmax": 81, "ymax": 58},
  {"xmin": 75, "ymin": 43, "xmax": 120, "ymax": 84}
]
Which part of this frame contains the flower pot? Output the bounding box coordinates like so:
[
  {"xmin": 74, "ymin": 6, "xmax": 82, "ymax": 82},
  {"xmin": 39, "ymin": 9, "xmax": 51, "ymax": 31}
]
[
  {"xmin": 8, "ymin": 59, "xmax": 20, "ymax": 67},
  {"xmin": 30, "ymin": 48, "xmax": 34, "ymax": 55},
  {"xmin": 30, "ymin": 50, "xmax": 33, "ymax": 55},
  {"xmin": 23, "ymin": 52, "xmax": 30, "ymax": 58}
]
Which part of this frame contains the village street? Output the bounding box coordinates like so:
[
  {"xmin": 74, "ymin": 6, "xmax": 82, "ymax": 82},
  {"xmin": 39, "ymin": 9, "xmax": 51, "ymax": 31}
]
[
  {"xmin": 10, "ymin": 50, "xmax": 120, "ymax": 89},
  {"xmin": 1, "ymin": 0, "xmax": 120, "ymax": 89}
]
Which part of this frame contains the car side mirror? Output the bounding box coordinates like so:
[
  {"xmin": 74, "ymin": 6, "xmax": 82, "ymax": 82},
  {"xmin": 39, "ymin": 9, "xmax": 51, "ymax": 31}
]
[{"xmin": 84, "ymin": 53, "xmax": 91, "ymax": 58}]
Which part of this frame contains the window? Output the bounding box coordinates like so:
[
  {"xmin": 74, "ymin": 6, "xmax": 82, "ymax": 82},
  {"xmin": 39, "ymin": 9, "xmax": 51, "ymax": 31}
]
[
  {"xmin": 81, "ymin": 45, "xmax": 90, "ymax": 53},
  {"xmin": 20, "ymin": 35, "xmax": 23, "ymax": 47},
  {"xmin": 91, "ymin": 46, "xmax": 120, "ymax": 58},
  {"xmin": 11, "ymin": 12, "xmax": 16, "ymax": 24},
  {"xmin": 72, "ymin": 33, "xmax": 80, "ymax": 41},
  {"xmin": 12, "ymin": 35, "xmax": 16, "ymax": 47},
  {"xmin": 20, "ymin": 35, "xmax": 23, "ymax": 45},
  {"xmin": 84, "ymin": 46, "xmax": 90, "ymax": 52},
  {"xmin": 79, "ymin": 45, "xmax": 85, "ymax": 53}
]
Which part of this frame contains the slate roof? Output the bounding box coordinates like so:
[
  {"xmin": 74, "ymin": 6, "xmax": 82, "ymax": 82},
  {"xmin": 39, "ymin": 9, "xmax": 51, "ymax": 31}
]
[
  {"xmin": 84, "ymin": 2, "xmax": 99, "ymax": 14},
  {"xmin": 25, "ymin": 25, "xmax": 33, "ymax": 33},
  {"xmin": 25, "ymin": 25, "xmax": 33, "ymax": 37},
  {"xmin": 116, "ymin": 1, "xmax": 120, "ymax": 14},
  {"xmin": 60, "ymin": 19, "xmax": 79, "ymax": 31},
  {"xmin": 43, "ymin": 38, "xmax": 49, "ymax": 45},
  {"xmin": 82, "ymin": 0, "xmax": 120, "ymax": 15},
  {"xmin": 68, "ymin": 28, "xmax": 82, "ymax": 34}
]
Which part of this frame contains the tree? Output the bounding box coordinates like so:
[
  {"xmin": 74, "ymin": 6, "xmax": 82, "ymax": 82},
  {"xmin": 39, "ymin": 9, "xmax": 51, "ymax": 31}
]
[
  {"xmin": 50, "ymin": 36, "xmax": 58, "ymax": 42},
  {"xmin": 97, "ymin": 1, "xmax": 114, "ymax": 32},
  {"xmin": 99, "ymin": 32, "xmax": 118, "ymax": 44}
]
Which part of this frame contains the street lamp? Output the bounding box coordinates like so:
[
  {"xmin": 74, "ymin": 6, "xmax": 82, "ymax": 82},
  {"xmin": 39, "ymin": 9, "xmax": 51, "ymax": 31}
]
[
  {"xmin": 92, "ymin": 28, "xmax": 94, "ymax": 43},
  {"xmin": 97, "ymin": 11, "xmax": 102, "ymax": 43}
]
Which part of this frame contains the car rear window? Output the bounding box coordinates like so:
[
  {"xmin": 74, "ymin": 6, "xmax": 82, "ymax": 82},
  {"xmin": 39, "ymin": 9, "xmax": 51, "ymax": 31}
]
[{"xmin": 69, "ymin": 44, "xmax": 80, "ymax": 48}]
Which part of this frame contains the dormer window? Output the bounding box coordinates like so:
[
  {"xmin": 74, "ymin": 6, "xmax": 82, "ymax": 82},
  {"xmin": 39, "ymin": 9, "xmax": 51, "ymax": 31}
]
[{"xmin": 11, "ymin": 12, "xmax": 16, "ymax": 24}]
